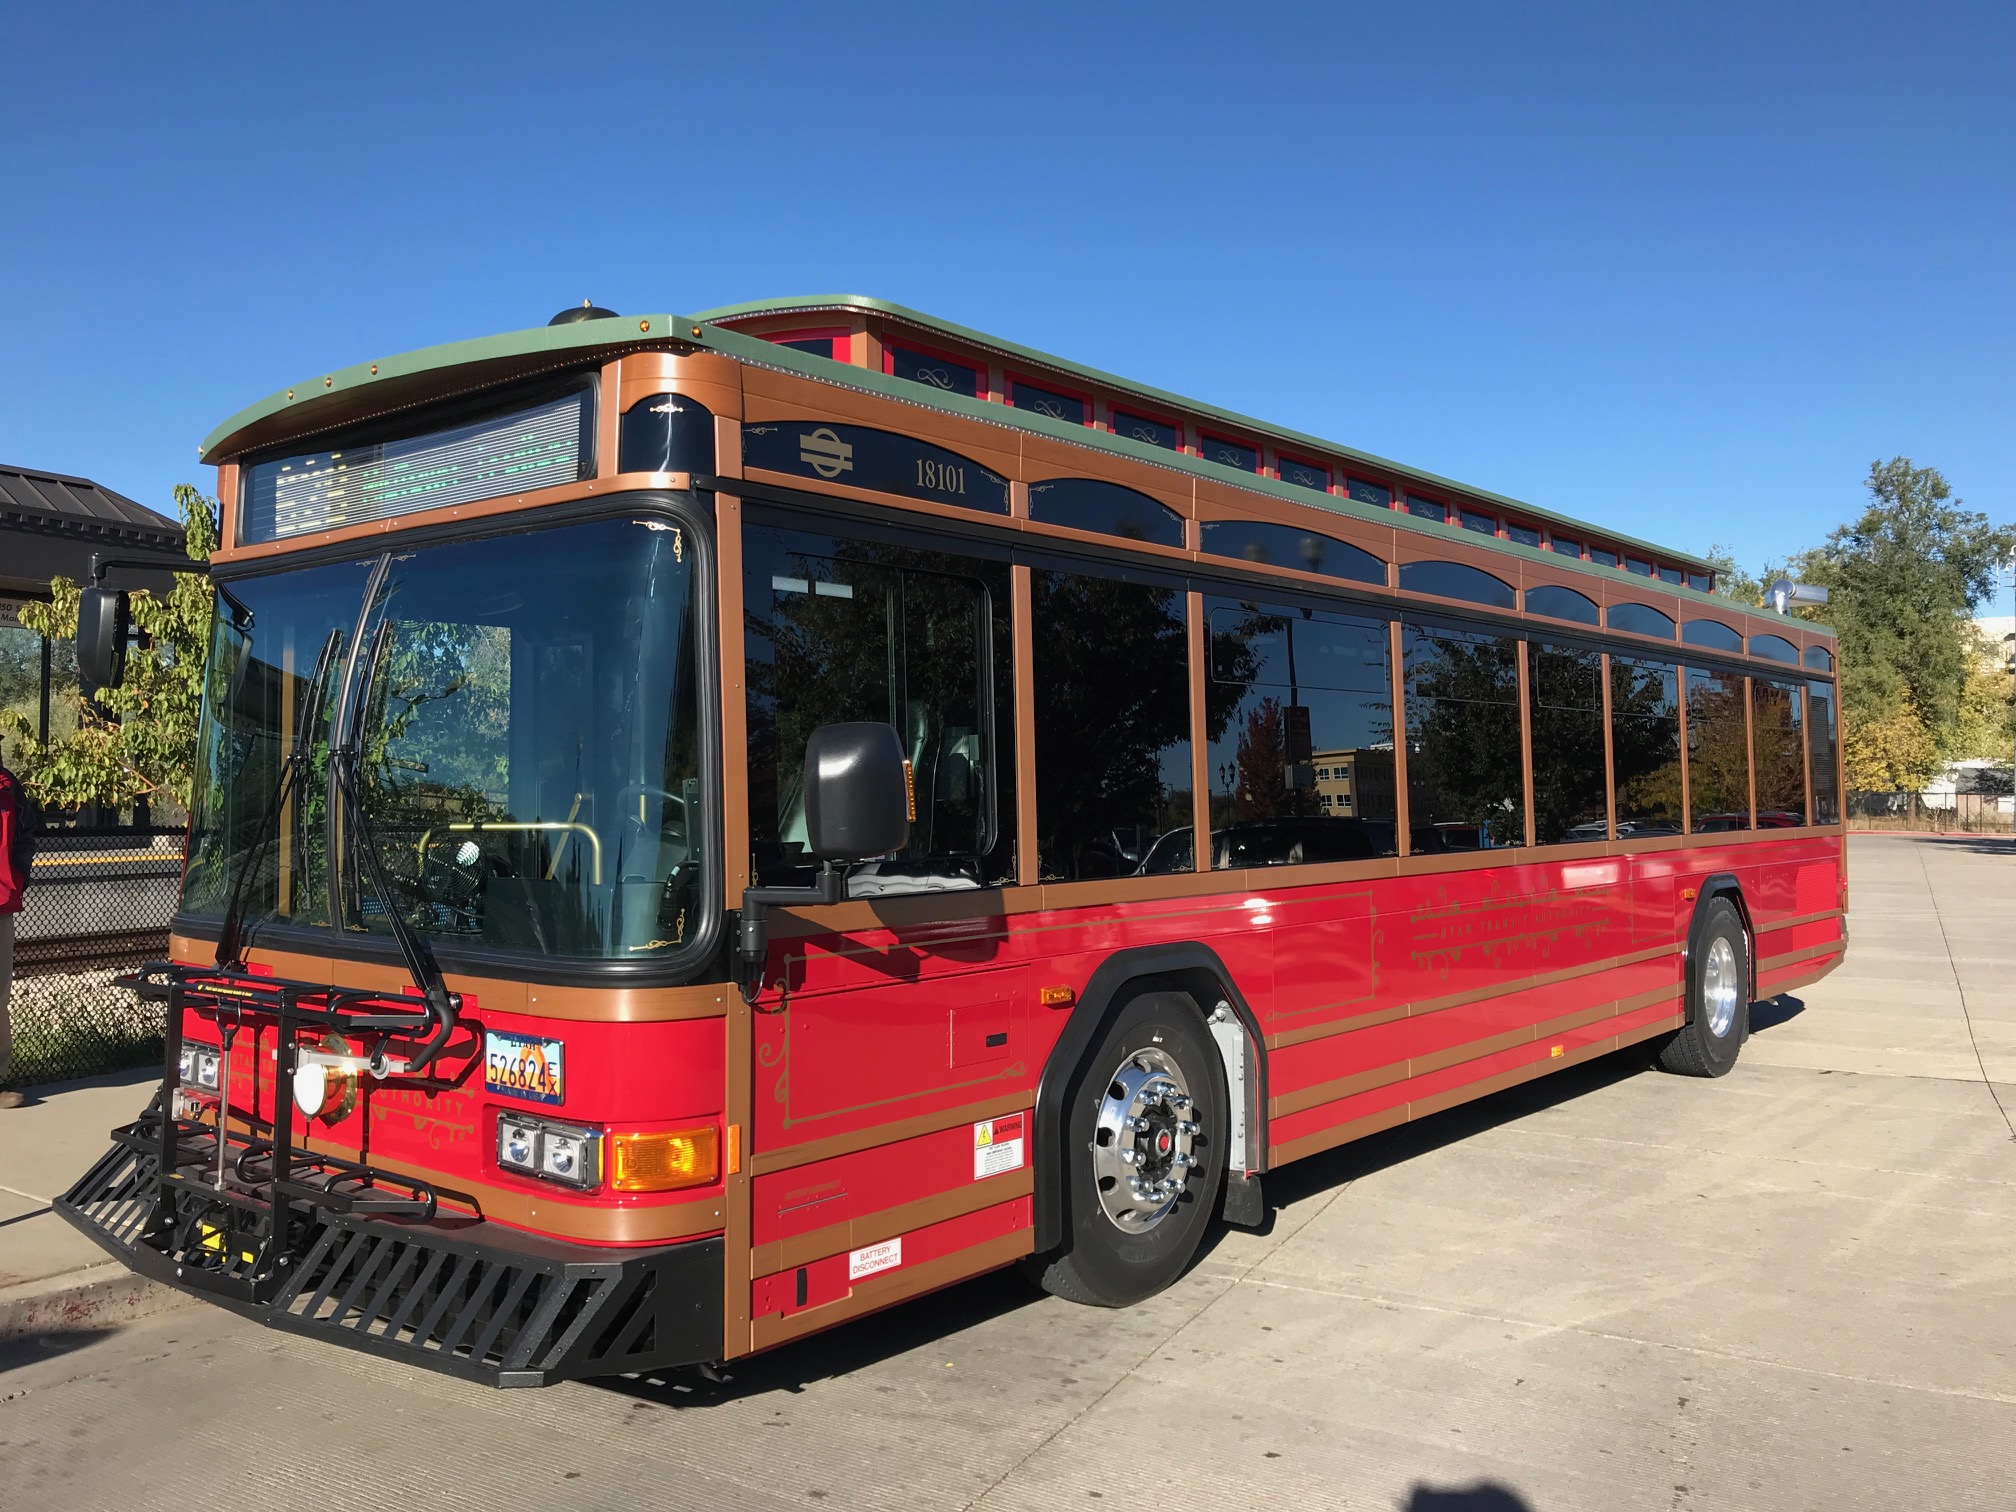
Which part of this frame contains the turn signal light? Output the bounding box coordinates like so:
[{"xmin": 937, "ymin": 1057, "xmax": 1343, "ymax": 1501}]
[{"xmin": 610, "ymin": 1126, "xmax": 720, "ymax": 1193}]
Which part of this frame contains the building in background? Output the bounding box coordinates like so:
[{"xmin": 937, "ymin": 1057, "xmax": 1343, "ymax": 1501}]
[{"xmin": 1, "ymin": 465, "xmax": 183, "ymax": 811}]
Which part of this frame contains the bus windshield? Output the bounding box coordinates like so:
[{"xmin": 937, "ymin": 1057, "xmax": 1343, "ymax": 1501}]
[{"xmin": 182, "ymin": 513, "xmax": 709, "ymax": 966}]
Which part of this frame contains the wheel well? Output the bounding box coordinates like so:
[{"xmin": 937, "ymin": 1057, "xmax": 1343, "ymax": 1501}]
[
  {"xmin": 1030, "ymin": 944, "xmax": 1268, "ymax": 1253},
  {"xmin": 1684, "ymin": 876, "xmax": 1754, "ymax": 1022}
]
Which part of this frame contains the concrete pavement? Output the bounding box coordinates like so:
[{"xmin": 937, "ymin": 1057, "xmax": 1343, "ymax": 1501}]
[
  {"xmin": 2, "ymin": 832, "xmax": 2012, "ymax": 1511},
  {"xmin": 0, "ymin": 1069, "xmax": 187, "ymax": 1341}
]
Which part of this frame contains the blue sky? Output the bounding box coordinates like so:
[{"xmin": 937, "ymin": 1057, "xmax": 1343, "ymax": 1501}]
[{"xmin": 2, "ymin": 2, "xmax": 2009, "ymax": 582}]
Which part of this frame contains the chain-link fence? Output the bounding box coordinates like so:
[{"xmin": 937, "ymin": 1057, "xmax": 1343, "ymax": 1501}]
[
  {"xmin": 1847, "ymin": 791, "xmax": 2016, "ymax": 834},
  {"xmin": 4, "ymin": 830, "xmax": 183, "ymax": 1087}
]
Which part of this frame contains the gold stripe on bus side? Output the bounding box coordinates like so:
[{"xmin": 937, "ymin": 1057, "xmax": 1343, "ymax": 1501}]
[
  {"xmin": 747, "ymin": 1090, "xmax": 1032, "ymax": 1177},
  {"xmin": 749, "ymin": 1166, "xmax": 1035, "ymax": 1279},
  {"xmin": 1753, "ymin": 908, "xmax": 1843, "ymax": 935},
  {"xmin": 1758, "ymin": 940, "xmax": 1845, "ymax": 973},
  {"xmin": 1269, "ymin": 985, "xmax": 1680, "ymax": 1118},
  {"xmin": 1270, "ymin": 1009, "xmax": 1685, "ymax": 1166},
  {"xmin": 749, "ymin": 1227, "xmax": 1032, "ymax": 1353},
  {"xmin": 1264, "ymin": 941, "xmax": 1679, "ymax": 1051}
]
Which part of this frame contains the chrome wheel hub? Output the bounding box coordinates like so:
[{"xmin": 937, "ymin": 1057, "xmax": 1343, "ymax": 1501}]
[
  {"xmin": 1703, "ymin": 936, "xmax": 1740, "ymax": 1038},
  {"xmin": 1091, "ymin": 1046, "xmax": 1199, "ymax": 1232}
]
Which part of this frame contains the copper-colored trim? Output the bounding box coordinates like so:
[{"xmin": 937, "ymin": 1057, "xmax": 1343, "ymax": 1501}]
[
  {"xmin": 164, "ymin": 934, "xmax": 734, "ymax": 1024},
  {"xmin": 1390, "ymin": 619, "xmax": 1411, "ymax": 857},
  {"xmin": 712, "ymin": 460, "xmax": 755, "ymax": 1358},
  {"xmin": 1754, "ymin": 907, "xmax": 1843, "ymax": 935},
  {"xmin": 595, "ymin": 360, "xmax": 623, "ymax": 477},
  {"xmin": 750, "ymin": 1226, "xmax": 1031, "ymax": 1352},
  {"xmin": 1678, "ymin": 664, "xmax": 1693, "ymax": 835},
  {"xmin": 748, "ymin": 820, "xmax": 1846, "ymax": 952},
  {"xmin": 1011, "ymin": 563, "xmax": 1040, "ymax": 887},
  {"xmin": 1270, "ymin": 1009, "xmax": 1684, "ymax": 1166},
  {"xmin": 1799, "ymin": 681, "xmax": 1814, "ymax": 825},
  {"xmin": 1744, "ymin": 675, "xmax": 1757, "ymax": 827},
  {"xmin": 1763, "ymin": 956, "xmax": 1845, "ymax": 999},
  {"xmin": 747, "ymin": 1090, "xmax": 1031, "ymax": 1176},
  {"xmin": 1758, "ymin": 940, "xmax": 1845, "ymax": 974},
  {"xmin": 1264, "ymin": 941, "xmax": 1679, "ymax": 1054},
  {"xmin": 1517, "ymin": 637, "xmax": 1536, "ymax": 847},
  {"xmin": 750, "ymin": 1167, "xmax": 1034, "ymax": 1277},
  {"xmin": 216, "ymin": 462, "xmax": 241, "ymax": 553},
  {"xmin": 1187, "ymin": 589, "xmax": 1211, "ymax": 874},
  {"xmin": 1595, "ymin": 650, "xmax": 1616, "ymax": 841}
]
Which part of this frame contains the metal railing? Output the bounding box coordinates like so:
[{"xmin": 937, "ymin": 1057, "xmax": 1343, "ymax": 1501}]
[
  {"xmin": 5, "ymin": 831, "xmax": 184, "ymax": 1087},
  {"xmin": 1846, "ymin": 791, "xmax": 2016, "ymax": 834}
]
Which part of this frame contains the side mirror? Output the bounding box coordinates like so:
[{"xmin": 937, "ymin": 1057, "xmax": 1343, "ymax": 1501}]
[
  {"xmin": 804, "ymin": 722, "xmax": 911, "ymax": 862},
  {"xmin": 737, "ymin": 721, "xmax": 912, "ymax": 1001},
  {"xmin": 77, "ymin": 586, "xmax": 131, "ymax": 695}
]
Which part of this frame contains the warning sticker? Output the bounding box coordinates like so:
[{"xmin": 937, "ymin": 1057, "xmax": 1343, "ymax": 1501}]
[
  {"xmin": 848, "ymin": 1237, "xmax": 902, "ymax": 1281},
  {"xmin": 973, "ymin": 1113, "xmax": 1026, "ymax": 1181}
]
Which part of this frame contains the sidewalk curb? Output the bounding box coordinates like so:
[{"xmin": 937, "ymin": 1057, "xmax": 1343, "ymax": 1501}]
[{"xmin": 0, "ymin": 1262, "xmax": 192, "ymax": 1342}]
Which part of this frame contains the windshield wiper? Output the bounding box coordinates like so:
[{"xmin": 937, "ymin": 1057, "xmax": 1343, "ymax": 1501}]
[
  {"xmin": 329, "ymin": 618, "xmax": 459, "ymax": 1070},
  {"xmin": 214, "ymin": 627, "xmax": 340, "ymax": 971}
]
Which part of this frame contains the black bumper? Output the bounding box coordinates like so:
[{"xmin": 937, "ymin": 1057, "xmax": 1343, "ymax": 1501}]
[{"xmin": 55, "ymin": 1115, "xmax": 724, "ymax": 1388}]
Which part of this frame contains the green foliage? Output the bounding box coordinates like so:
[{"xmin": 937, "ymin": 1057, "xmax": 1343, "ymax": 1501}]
[
  {"xmin": 0, "ymin": 485, "xmax": 217, "ymax": 812},
  {"xmin": 1788, "ymin": 459, "xmax": 2016, "ymax": 772},
  {"xmin": 1703, "ymin": 545, "xmax": 1766, "ymax": 607}
]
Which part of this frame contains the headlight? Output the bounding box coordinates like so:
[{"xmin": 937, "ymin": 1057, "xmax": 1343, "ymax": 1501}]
[
  {"xmin": 496, "ymin": 1114, "xmax": 601, "ymax": 1191},
  {"xmin": 179, "ymin": 1045, "xmax": 221, "ymax": 1091}
]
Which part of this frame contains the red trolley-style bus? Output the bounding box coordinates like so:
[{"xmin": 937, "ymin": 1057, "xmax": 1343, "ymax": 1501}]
[{"xmin": 59, "ymin": 296, "xmax": 1846, "ymax": 1385}]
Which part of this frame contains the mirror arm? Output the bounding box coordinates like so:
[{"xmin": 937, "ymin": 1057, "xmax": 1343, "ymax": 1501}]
[
  {"xmin": 87, "ymin": 553, "xmax": 209, "ymax": 586},
  {"xmin": 735, "ymin": 862, "xmax": 848, "ymax": 1003}
]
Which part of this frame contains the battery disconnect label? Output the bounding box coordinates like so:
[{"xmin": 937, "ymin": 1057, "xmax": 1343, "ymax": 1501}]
[
  {"xmin": 848, "ymin": 1238, "xmax": 901, "ymax": 1281},
  {"xmin": 973, "ymin": 1112, "xmax": 1026, "ymax": 1181}
]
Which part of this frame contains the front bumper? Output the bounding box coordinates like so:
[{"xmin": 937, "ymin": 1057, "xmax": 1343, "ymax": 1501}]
[{"xmin": 55, "ymin": 1110, "xmax": 723, "ymax": 1388}]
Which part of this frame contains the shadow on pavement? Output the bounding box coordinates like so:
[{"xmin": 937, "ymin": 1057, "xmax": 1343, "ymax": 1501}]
[
  {"xmin": 1261, "ymin": 1046, "xmax": 1658, "ymax": 1216},
  {"xmin": 0, "ymin": 1327, "xmax": 118, "ymax": 1376},
  {"xmin": 1749, "ymin": 993, "xmax": 1807, "ymax": 1033},
  {"xmin": 1402, "ymin": 1482, "xmax": 1535, "ymax": 1511},
  {"xmin": 592, "ymin": 1267, "xmax": 1041, "ymax": 1410},
  {"xmin": 1852, "ymin": 831, "xmax": 2015, "ymax": 858}
]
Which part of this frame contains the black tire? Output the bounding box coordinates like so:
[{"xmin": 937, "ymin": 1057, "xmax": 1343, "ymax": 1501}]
[
  {"xmin": 1023, "ymin": 987, "xmax": 1226, "ymax": 1307},
  {"xmin": 1659, "ymin": 897, "xmax": 1750, "ymax": 1078}
]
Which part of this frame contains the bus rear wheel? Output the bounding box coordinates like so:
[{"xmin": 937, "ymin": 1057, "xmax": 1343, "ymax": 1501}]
[
  {"xmin": 1025, "ymin": 988, "xmax": 1225, "ymax": 1308},
  {"xmin": 1660, "ymin": 898, "xmax": 1750, "ymax": 1078}
]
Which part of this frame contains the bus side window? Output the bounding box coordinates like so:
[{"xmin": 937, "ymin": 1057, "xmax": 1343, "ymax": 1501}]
[
  {"xmin": 743, "ymin": 523, "xmax": 1016, "ymax": 894},
  {"xmin": 1030, "ymin": 567, "xmax": 1192, "ymax": 880},
  {"xmin": 1401, "ymin": 621, "xmax": 1524, "ymax": 851}
]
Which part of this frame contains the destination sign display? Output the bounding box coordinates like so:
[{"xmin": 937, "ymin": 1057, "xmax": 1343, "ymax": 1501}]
[
  {"xmin": 742, "ymin": 422, "xmax": 1009, "ymax": 514},
  {"xmin": 240, "ymin": 388, "xmax": 594, "ymax": 544}
]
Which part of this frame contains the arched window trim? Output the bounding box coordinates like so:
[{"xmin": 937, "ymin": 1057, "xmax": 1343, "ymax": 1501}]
[{"xmin": 1396, "ymin": 558, "xmax": 1516, "ymax": 610}]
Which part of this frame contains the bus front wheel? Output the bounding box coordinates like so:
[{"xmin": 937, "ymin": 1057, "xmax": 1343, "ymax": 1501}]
[
  {"xmin": 1024, "ymin": 988, "xmax": 1226, "ymax": 1307},
  {"xmin": 1661, "ymin": 898, "xmax": 1751, "ymax": 1078}
]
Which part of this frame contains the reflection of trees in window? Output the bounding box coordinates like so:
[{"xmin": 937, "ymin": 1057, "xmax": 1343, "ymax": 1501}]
[
  {"xmin": 1807, "ymin": 682, "xmax": 1840, "ymax": 823},
  {"xmin": 1403, "ymin": 623, "xmax": 1523, "ymax": 850},
  {"xmin": 1531, "ymin": 643, "xmax": 1607, "ymax": 843},
  {"xmin": 1033, "ymin": 570, "xmax": 1195, "ymax": 880},
  {"xmin": 1612, "ymin": 655, "xmax": 1682, "ymax": 834},
  {"xmin": 1205, "ymin": 598, "xmax": 1397, "ymax": 863},
  {"xmin": 744, "ymin": 526, "xmax": 1012, "ymax": 889},
  {"xmin": 1686, "ymin": 667, "xmax": 1751, "ymax": 829},
  {"xmin": 1751, "ymin": 679, "xmax": 1807, "ymax": 821}
]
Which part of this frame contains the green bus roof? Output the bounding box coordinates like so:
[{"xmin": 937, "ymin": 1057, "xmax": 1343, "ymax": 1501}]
[{"xmin": 201, "ymin": 297, "xmax": 1770, "ymax": 613}]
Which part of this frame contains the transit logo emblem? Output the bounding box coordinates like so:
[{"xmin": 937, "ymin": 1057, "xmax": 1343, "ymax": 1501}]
[{"xmin": 799, "ymin": 427, "xmax": 854, "ymax": 480}]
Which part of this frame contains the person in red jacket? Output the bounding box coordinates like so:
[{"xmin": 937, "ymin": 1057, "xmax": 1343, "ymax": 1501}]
[{"xmin": 0, "ymin": 754, "xmax": 29, "ymax": 1108}]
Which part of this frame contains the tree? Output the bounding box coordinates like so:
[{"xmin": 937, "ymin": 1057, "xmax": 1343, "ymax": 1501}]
[
  {"xmin": 1789, "ymin": 459, "xmax": 2015, "ymax": 774},
  {"xmin": 1952, "ymin": 623, "xmax": 2016, "ymax": 762},
  {"xmin": 1703, "ymin": 545, "xmax": 1766, "ymax": 607},
  {"xmin": 0, "ymin": 486, "xmax": 217, "ymax": 813}
]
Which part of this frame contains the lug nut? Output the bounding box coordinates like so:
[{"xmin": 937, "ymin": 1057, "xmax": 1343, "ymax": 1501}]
[
  {"xmin": 1119, "ymin": 1148, "xmax": 1137, "ymax": 1165},
  {"xmin": 1133, "ymin": 1117, "xmax": 1151, "ymax": 1132}
]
